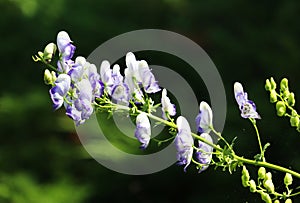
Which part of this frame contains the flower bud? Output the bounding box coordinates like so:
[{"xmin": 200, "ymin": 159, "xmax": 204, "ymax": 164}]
[
  {"xmin": 44, "ymin": 69, "xmax": 55, "ymax": 85},
  {"xmin": 261, "ymin": 192, "xmax": 272, "ymax": 203},
  {"xmin": 290, "ymin": 116, "xmax": 299, "ymax": 127},
  {"xmin": 270, "ymin": 90, "xmax": 277, "ymax": 103},
  {"xmin": 265, "ymin": 79, "xmax": 272, "ymax": 91},
  {"xmin": 284, "ymin": 173, "xmax": 293, "ymax": 186},
  {"xmin": 276, "ymin": 101, "xmax": 286, "ymax": 117},
  {"xmin": 288, "ymin": 92, "xmax": 295, "ymax": 106},
  {"xmin": 265, "ymin": 172, "xmax": 272, "ymax": 180},
  {"xmin": 43, "ymin": 42, "xmax": 57, "ymax": 62},
  {"xmin": 241, "ymin": 166, "xmax": 250, "ymax": 187},
  {"xmin": 249, "ymin": 179, "xmax": 256, "ymax": 193},
  {"xmin": 274, "ymin": 200, "xmax": 280, "ymax": 203},
  {"xmin": 280, "ymin": 78, "xmax": 289, "ymax": 90},
  {"xmin": 258, "ymin": 167, "xmax": 266, "ymax": 179},
  {"xmin": 264, "ymin": 179, "xmax": 275, "ymax": 193},
  {"xmin": 270, "ymin": 77, "xmax": 277, "ymax": 90},
  {"xmin": 285, "ymin": 199, "xmax": 292, "ymax": 203},
  {"xmin": 282, "ymin": 89, "xmax": 290, "ymax": 99},
  {"xmin": 292, "ymin": 110, "xmax": 298, "ymax": 117}
]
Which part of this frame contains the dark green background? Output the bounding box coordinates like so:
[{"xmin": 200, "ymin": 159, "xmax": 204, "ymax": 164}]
[{"xmin": 1, "ymin": 0, "xmax": 300, "ymax": 202}]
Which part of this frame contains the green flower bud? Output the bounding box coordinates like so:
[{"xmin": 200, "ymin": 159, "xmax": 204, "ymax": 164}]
[
  {"xmin": 276, "ymin": 101, "xmax": 286, "ymax": 117},
  {"xmin": 249, "ymin": 179, "xmax": 256, "ymax": 193},
  {"xmin": 261, "ymin": 192, "xmax": 272, "ymax": 203},
  {"xmin": 38, "ymin": 51, "xmax": 44, "ymax": 58},
  {"xmin": 265, "ymin": 172, "xmax": 272, "ymax": 180},
  {"xmin": 241, "ymin": 166, "xmax": 250, "ymax": 187},
  {"xmin": 288, "ymin": 92, "xmax": 295, "ymax": 106},
  {"xmin": 280, "ymin": 78, "xmax": 289, "ymax": 90},
  {"xmin": 292, "ymin": 110, "xmax": 298, "ymax": 117},
  {"xmin": 265, "ymin": 79, "xmax": 272, "ymax": 91},
  {"xmin": 290, "ymin": 116, "xmax": 299, "ymax": 127},
  {"xmin": 43, "ymin": 42, "xmax": 57, "ymax": 62},
  {"xmin": 282, "ymin": 89, "xmax": 290, "ymax": 99},
  {"xmin": 284, "ymin": 173, "xmax": 293, "ymax": 186},
  {"xmin": 274, "ymin": 200, "xmax": 280, "ymax": 203},
  {"xmin": 270, "ymin": 90, "xmax": 277, "ymax": 103},
  {"xmin": 285, "ymin": 199, "xmax": 292, "ymax": 203},
  {"xmin": 44, "ymin": 69, "xmax": 56, "ymax": 85},
  {"xmin": 264, "ymin": 179, "xmax": 275, "ymax": 193},
  {"xmin": 258, "ymin": 167, "xmax": 266, "ymax": 179},
  {"xmin": 270, "ymin": 77, "xmax": 277, "ymax": 90}
]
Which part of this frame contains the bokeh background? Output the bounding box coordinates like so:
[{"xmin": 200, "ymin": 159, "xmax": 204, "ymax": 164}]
[{"xmin": 1, "ymin": 0, "xmax": 300, "ymax": 202}]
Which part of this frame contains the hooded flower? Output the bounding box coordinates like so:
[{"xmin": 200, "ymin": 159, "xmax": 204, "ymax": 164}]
[
  {"xmin": 124, "ymin": 52, "xmax": 160, "ymax": 101},
  {"xmin": 135, "ymin": 112, "xmax": 151, "ymax": 149},
  {"xmin": 175, "ymin": 116, "xmax": 194, "ymax": 172},
  {"xmin": 234, "ymin": 82, "xmax": 261, "ymax": 119},
  {"xmin": 66, "ymin": 79, "xmax": 94, "ymax": 126},
  {"xmin": 161, "ymin": 89, "xmax": 176, "ymax": 120},
  {"xmin": 195, "ymin": 101, "xmax": 213, "ymax": 134},
  {"xmin": 196, "ymin": 133, "xmax": 213, "ymax": 172},
  {"xmin": 57, "ymin": 31, "xmax": 76, "ymax": 61},
  {"xmin": 49, "ymin": 74, "xmax": 71, "ymax": 110}
]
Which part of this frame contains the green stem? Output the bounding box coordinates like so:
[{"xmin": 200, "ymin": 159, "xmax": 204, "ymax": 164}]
[
  {"xmin": 233, "ymin": 155, "xmax": 300, "ymax": 179},
  {"xmin": 250, "ymin": 118, "xmax": 265, "ymax": 162},
  {"xmin": 98, "ymin": 101, "xmax": 300, "ymax": 179}
]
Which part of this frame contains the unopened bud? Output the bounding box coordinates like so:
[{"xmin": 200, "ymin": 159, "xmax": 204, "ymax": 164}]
[
  {"xmin": 290, "ymin": 116, "xmax": 299, "ymax": 127},
  {"xmin": 264, "ymin": 179, "xmax": 275, "ymax": 193},
  {"xmin": 265, "ymin": 79, "xmax": 272, "ymax": 91},
  {"xmin": 241, "ymin": 166, "xmax": 250, "ymax": 187},
  {"xmin": 258, "ymin": 167, "xmax": 266, "ymax": 179},
  {"xmin": 284, "ymin": 173, "xmax": 293, "ymax": 186},
  {"xmin": 285, "ymin": 198, "xmax": 292, "ymax": 203},
  {"xmin": 265, "ymin": 172, "xmax": 272, "ymax": 180},
  {"xmin": 288, "ymin": 92, "xmax": 295, "ymax": 106},
  {"xmin": 270, "ymin": 90, "xmax": 277, "ymax": 103},
  {"xmin": 261, "ymin": 192, "xmax": 272, "ymax": 203},
  {"xmin": 43, "ymin": 43, "xmax": 57, "ymax": 62},
  {"xmin": 249, "ymin": 179, "xmax": 256, "ymax": 193},
  {"xmin": 274, "ymin": 200, "xmax": 280, "ymax": 203},
  {"xmin": 280, "ymin": 78, "xmax": 289, "ymax": 90},
  {"xmin": 270, "ymin": 77, "xmax": 277, "ymax": 90},
  {"xmin": 276, "ymin": 101, "xmax": 286, "ymax": 117},
  {"xmin": 44, "ymin": 69, "xmax": 56, "ymax": 85}
]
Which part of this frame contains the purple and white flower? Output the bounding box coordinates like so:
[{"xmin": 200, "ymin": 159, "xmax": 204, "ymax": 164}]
[
  {"xmin": 195, "ymin": 101, "xmax": 213, "ymax": 134},
  {"xmin": 196, "ymin": 133, "xmax": 213, "ymax": 172},
  {"xmin": 234, "ymin": 82, "xmax": 261, "ymax": 119},
  {"xmin": 57, "ymin": 31, "xmax": 76, "ymax": 61},
  {"xmin": 161, "ymin": 89, "xmax": 176, "ymax": 120},
  {"xmin": 175, "ymin": 116, "xmax": 194, "ymax": 172},
  {"xmin": 49, "ymin": 74, "xmax": 71, "ymax": 110},
  {"xmin": 135, "ymin": 112, "xmax": 151, "ymax": 149}
]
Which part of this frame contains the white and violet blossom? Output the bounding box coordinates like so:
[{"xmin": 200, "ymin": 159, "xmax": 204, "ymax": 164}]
[
  {"xmin": 175, "ymin": 116, "xmax": 194, "ymax": 172},
  {"xmin": 196, "ymin": 101, "xmax": 213, "ymax": 134},
  {"xmin": 196, "ymin": 133, "xmax": 213, "ymax": 172},
  {"xmin": 234, "ymin": 82, "xmax": 261, "ymax": 119},
  {"xmin": 161, "ymin": 89, "xmax": 176, "ymax": 120},
  {"xmin": 49, "ymin": 74, "xmax": 71, "ymax": 110},
  {"xmin": 135, "ymin": 112, "xmax": 151, "ymax": 149}
]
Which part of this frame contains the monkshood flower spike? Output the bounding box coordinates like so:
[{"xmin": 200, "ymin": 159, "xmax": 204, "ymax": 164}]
[
  {"xmin": 234, "ymin": 82, "xmax": 261, "ymax": 119},
  {"xmin": 35, "ymin": 31, "xmax": 300, "ymax": 202},
  {"xmin": 174, "ymin": 116, "xmax": 194, "ymax": 172}
]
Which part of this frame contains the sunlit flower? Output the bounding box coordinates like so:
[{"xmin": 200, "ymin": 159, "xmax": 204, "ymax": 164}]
[
  {"xmin": 100, "ymin": 60, "xmax": 114, "ymax": 93},
  {"xmin": 49, "ymin": 74, "xmax": 71, "ymax": 110},
  {"xmin": 161, "ymin": 89, "xmax": 176, "ymax": 120},
  {"xmin": 175, "ymin": 116, "xmax": 194, "ymax": 172},
  {"xmin": 234, "ymin": 82, "xmax": 261, "ymax": 119},
  {"xmin": 57, "ymin": 31, "xmax": 76, "ymax": 61},
  {"xmin": 135, "ymin": 112, "xmax": 151, "ymax": 149},
  {"xmin": 196, "ymin": 133, "xmax": 213, "ymax": 172},
  {"xmin": 195, "ymin": 101, "xmax": 213, "ymax": 133}
]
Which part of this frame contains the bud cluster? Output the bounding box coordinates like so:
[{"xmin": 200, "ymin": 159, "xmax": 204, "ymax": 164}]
[
  {"xmin": 241, "ymin": 166, "xmax": 294, "ymax": 202},
  {"xmin": 265, "ymin": 77, "xmax": 300, "ymax": 132}
]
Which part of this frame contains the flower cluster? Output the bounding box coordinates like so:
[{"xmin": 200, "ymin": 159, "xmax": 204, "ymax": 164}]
[{"xmin": 174, "ymin": 101, "xmax": 214, "ymax": 172}]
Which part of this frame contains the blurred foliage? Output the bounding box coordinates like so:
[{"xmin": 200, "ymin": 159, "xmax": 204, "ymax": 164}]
[{"xmin": 1, "ymin": 0, "xmax": 300, "ymax": 202}]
